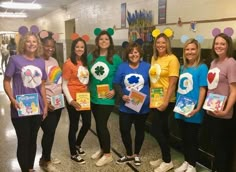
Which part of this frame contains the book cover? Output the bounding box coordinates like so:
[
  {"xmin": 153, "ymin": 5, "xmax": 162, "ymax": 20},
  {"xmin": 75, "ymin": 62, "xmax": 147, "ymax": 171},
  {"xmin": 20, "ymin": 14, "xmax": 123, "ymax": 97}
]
[
  {"xmin": 125, "ymin": 89, "xmax": 147, "ymax": 112},
  {"xmin": 76, "ymin": 92, "xmax": 91, "ymax": 111},
  {"xmin": 149, "ymin": 87, "xmax": 164, "ymax": 108},
  {"xmin": 51, "ymin": 94, "xmax": 65, "ymax": 110},
  {"xmin": 16, "ymin": 93, "xmax": 40, "ymax": 117},
  {"xmin": 203, "ymin": 93, "xmax": 227, "ymax": 111},
  {"xmin": 174, "ymin": 95, "xmax": 196, "ymax": 116},
  {"xmin": 97, "ymin": 84, "xmax": 110, "ymax": 98}
]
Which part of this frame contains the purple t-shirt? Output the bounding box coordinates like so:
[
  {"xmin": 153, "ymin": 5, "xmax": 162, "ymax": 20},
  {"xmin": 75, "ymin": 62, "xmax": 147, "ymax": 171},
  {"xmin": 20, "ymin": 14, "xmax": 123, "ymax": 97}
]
[
  {"xmin": 5, "ymin": 55, "xmax": 47, "ymax": 118},
  {"xmin": 207, "ymin": 57, "xmax": 236, "ymax": 118}
]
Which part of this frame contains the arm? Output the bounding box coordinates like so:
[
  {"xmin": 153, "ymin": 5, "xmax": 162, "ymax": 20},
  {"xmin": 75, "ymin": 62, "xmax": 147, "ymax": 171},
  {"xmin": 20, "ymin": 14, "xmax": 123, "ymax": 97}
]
[
  {"xmin": 3, "ymin": 76, "xmax": 20, "ymax": 109},
  {"xmin": 158, "ymin": 76, "xmax": 178, "ymax": 111},
  {"xmin": 62, "ymin": 79, "xmax": 81, "ymax": 111},
  {"xmin": 213, "ymin": 83, "xmax": 236, "ymax": 117},
  {"xmin": 113, "ymin": 83, "xmax": 129, "ymax": 103},
  {"xmin": 41, "ymin": 80, "xmax": 48, "ymax": 119},
  {"xmin": 187, "ymin": 86, "xmax": 207, "ymax": 117}
]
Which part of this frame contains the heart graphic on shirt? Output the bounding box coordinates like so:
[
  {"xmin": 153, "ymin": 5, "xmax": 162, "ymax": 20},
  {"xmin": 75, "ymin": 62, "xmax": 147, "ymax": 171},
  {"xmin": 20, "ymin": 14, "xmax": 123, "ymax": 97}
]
[{"xmin": 208, "ymin": 72, "xmax": 215, "ymax": 83}]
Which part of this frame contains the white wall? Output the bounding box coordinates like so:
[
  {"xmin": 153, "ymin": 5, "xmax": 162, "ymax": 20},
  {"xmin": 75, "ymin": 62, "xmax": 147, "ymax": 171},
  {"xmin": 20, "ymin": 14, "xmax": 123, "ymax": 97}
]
[{"xmin": 1, "ymin": 0, "xmax": 236, "ymax": 49}]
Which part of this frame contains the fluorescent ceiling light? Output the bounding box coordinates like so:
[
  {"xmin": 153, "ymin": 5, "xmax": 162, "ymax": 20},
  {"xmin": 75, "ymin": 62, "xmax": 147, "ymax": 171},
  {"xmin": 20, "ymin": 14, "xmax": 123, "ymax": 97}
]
[
  {"xmin": 0, "ymin": 2, "xmax": 41, "ymax": 10},
  {"xmin": 0, "ymin": 12, "xmax": 27, "ymax": 18}
]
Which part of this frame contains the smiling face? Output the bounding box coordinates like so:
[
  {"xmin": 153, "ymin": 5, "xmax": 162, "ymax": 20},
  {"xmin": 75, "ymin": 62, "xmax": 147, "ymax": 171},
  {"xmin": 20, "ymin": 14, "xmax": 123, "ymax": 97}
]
[
  {"xmin": 155, "ymin": 37, "xmax": 167, "ymax": 56},
  {"xmin": 128, "ymin": 47, "xmax": 141, "ymax": 66},
  {"xmin": 75, "ymin": 40, "xmax": 85, "ymax": 58},
  {"xmin": 184, "ymin": 43, "xmax": 198, "ymax": 65},
  {"xmin": 25, "ymin": 35, "xmax": 38, "ymax": 55},
  {"xmin": 43, "ymin": 39, "xmax": 55, "ymax": 59},
  {"xmin": 98, "ymin": 34, "xmax": 110, "ymax": 50},
  {"xmin": 214, "ymin": 36, "xmax": 228, "ymax": 58}
]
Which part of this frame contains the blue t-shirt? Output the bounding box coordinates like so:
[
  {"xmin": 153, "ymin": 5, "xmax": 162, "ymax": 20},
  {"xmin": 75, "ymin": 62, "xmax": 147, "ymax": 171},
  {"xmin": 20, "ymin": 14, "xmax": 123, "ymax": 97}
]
[
  {"xmin": 175, "ymin": 64, "xmax": 208, "ymax": 123},
  {"xmin": 113, "ymin": 61, "xmax": 150, "ymax": 114}
]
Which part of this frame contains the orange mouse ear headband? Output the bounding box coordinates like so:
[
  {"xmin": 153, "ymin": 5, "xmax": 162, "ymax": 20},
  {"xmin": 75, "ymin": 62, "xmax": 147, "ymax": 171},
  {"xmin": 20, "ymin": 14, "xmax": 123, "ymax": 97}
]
[
  {"xmin": 70, "ymin": 33, "xmax": 90, "ymax": 42},
  {"xmin": 94, "ymin": 27, "xmax": 114, "ymax": 36},
  {"xmin": 152, "ymin": 28, "xmax": 174, "ymax": 38}
]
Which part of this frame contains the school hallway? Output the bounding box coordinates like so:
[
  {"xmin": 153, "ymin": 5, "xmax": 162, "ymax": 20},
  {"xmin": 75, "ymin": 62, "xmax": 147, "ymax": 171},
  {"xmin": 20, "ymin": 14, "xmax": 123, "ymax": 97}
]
[{"xmin": 0, "ymin": 72, "xmax": 210, "ymax": 172}]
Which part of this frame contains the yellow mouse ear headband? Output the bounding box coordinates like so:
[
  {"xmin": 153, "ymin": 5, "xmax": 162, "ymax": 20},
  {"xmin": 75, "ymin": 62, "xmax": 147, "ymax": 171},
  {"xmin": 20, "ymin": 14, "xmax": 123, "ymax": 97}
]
[
  {"xmin": 94, "ymin": 28, "xmax": 114, "ymax": 36},
  {"xmin": 70, "ymin": 33, "xmax": 90, "ymax": 42},
  {"xmin": 152, "ymin": 28, "xmax": 174, "ymax": 38}
]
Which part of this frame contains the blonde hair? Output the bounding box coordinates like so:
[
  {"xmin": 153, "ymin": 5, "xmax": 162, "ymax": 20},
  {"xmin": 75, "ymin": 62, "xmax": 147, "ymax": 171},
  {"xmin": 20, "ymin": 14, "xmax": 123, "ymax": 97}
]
[
  {"xmin": 183, "ymin": 38, "xmax": 201, "ymax": 68},
  {"xmin": 153, "ymin": 33, "xmax": 172, "ymax": 60},
  {"xmin": 17, "ymin": 32, "xmax": 43, "ymax": 57}
]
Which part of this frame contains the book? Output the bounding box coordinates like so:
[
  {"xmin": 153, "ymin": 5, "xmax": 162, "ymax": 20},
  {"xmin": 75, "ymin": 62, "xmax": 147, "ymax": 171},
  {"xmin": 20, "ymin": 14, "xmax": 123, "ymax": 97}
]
[
  {"xmin": 76, "ymin": 92, "xmax": 91, "ymax": 111},
  {"xmin": 149, "ymin": 87, "xmax": 164, "ymax": 108},
  {"xmin": 203, "ymin": 93, "xmax": 227, "ymax": 111},
  {"xmin": 125, "ymin": 89, "xmax": 147, "ymax": 112},
  {"xmin": 97, "ymin": 84, "xmax": 110, "ymax": 98},
  {"xmin": 16, "ymin": 93, "xmax": 40, "ymax": 117},
  {"xmin": 174, "ymin": 95, "xmax": 196, "ymax": 116},
  {"xmin": 51, "ymin": 94, "xmax": 65, "ymax": 110}
]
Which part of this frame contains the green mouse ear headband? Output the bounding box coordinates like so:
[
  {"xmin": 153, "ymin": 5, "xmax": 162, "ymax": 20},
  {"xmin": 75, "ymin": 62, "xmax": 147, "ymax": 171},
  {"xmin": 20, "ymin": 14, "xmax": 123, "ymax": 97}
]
[{"xmin": 94, "ymin": 27, "xmax": 114, "ymax": 36}]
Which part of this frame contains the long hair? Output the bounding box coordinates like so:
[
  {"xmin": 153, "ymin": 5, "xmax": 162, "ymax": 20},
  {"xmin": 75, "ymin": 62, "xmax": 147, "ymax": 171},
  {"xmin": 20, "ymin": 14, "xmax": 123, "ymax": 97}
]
[
  {"xmin": 211, "ymin": 33, "xmax": 234, "ymax": 59},
  {"xmin": 70, "ymin": 37, "xmax": 88, "ymax": 66},
  {"xmin": 125, "ymin": 42, "xmax": 143, "ymax": 62},
  {"xmin": 183, "ymin": 38, "xmax": 201, "ymax": 68},
  {"xmin": 153, "ymin": 33, "xmax": 172, "ymax": 60},
  {"xmin": 18, "ymin": 32, "xmax": 43, "ymax": 57},
  {"xmin": 91, "ymin": 30, "xmax": 115, "ymax": 64}
]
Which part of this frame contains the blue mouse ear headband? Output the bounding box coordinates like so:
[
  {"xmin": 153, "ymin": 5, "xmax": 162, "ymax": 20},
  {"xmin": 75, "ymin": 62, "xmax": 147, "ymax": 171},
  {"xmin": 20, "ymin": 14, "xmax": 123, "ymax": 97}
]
[
  {"xmin": 152, "ymin": 28, "xmax": 174, "ymax": 38},
  {"xmin": 39, "ymin": 30, "xmax": 60, "ymax": 41},
  {"xmin": 94, "ymin": 28, "xmax": 114, "ymax": 36},
  {"xmin": 121, "ymin": 38, "xmax": 144, "ymax": 49},
  {"xmin": 180, "ymin": 35, "xmax": 204, "ymax": 44},
  {"xmin": 211, "ymin": 27, "xmax": 234, "ymax": 37},
  {"xmin": 18, "ymin": 25, "xmax": 40, "ymax": 36}
]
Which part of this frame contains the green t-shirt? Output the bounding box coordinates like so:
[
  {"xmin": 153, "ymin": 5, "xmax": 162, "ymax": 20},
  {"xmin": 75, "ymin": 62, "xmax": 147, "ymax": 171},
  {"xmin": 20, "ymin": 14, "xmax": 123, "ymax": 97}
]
[{"xmin": 87, "ymin": 54, "xmax": 122, "ymax": 105}]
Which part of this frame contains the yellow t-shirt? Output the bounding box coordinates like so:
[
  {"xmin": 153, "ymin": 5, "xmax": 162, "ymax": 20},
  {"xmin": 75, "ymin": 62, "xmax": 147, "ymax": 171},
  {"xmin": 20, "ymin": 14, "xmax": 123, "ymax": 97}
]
[{"xmin": 149, "ymin": 54, "xmax": 180, "ymax": 102}]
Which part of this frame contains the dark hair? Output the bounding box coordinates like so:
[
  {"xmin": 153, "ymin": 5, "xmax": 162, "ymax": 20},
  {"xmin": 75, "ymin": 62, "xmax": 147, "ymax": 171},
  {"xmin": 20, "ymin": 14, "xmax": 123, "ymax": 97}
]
[
  {"xmin": 39, "ymin": 31, "xmax": 56, "ymax": 45},
  {"xmin": 211, "ymin": 33, "xmax": 234, "ymax": 59},
  {"xmin": 91, "ymin": 30, "xmax": 115, "ymax": 64},
  {"xmin": 125, "ymin": 42, "xmax": 143, "ymax": 62},
  {"xmin": 70, "ymin": 37, "xmax": 88, "ymax": 66}
]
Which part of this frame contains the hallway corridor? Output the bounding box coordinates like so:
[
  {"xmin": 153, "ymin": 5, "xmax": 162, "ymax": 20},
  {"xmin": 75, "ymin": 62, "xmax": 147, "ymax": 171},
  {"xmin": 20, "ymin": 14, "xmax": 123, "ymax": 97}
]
[{"xmin": 0, "ymin": 73, "xmax": 210, "ymax": 172}]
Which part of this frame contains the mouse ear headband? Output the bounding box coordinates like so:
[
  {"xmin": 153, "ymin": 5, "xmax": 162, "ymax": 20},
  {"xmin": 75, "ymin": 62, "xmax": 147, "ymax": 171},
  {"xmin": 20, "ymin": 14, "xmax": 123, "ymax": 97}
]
[
  {"xmin": 122, "ymin": 38, "xmax": 144, "ymax": 49},
  {"xmin": 39, "ymin": 30, "xmax": 60, "ymax": 41},
  {"xmin": 152, "ymin": 28, "xmax": 174, "ymax": 38},
  {"xmin": 180, "ymin": 35, "xmax": 204, "ymax": 44},
  {"xmin": 212, "ymin": 27, "xmax": 234, "ymax": 37},
  {"xmin": 70, "ymin": 33, "xmax": 90, "ymax": 42},
  {"xmin": 94, "ymin": 28, "xmax": 114, "ymax": 36},
  {"xmin": 18, "ymin": 25, "xmax": 40, "ymax": 36}
]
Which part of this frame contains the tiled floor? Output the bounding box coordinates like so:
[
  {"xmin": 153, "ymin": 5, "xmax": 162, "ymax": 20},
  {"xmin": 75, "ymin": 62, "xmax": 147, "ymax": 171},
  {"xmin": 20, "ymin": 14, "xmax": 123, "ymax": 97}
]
[{"xmin": 0, "ymin": 70, "xmax": 210, "ymax": 172}]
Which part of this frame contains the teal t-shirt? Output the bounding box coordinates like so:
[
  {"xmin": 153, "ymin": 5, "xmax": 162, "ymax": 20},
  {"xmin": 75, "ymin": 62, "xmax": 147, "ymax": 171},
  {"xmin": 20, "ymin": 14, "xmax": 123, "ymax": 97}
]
[{"xmin": 87, "ymin": 54, "xmax": 122, "ymax": 105}]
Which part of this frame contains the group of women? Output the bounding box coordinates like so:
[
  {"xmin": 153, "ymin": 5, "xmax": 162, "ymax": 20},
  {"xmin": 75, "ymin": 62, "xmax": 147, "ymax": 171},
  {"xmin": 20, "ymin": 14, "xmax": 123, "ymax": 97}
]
[{"xmin": 3, "ymin": 29, "xmax": 236, "ymax": 172}]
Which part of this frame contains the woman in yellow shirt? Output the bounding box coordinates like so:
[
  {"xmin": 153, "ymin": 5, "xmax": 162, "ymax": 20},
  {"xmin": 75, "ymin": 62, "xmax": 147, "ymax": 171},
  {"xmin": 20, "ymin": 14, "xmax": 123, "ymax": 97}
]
[{"xmin": 149, "ymin": 33, "xmax": 180, "ymax": 172}]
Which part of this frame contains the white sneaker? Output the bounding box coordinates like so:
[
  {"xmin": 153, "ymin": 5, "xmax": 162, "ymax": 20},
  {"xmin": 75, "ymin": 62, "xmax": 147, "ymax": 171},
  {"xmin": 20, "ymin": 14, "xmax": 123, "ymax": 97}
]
[
  {"xmin": 154, "ymin": 161, "xmax": 174, "ymax": 172},
  {"xmin": 174, "ymin": 161, "xmax": 189, "ymax": 172},
  {"xmin": 91, "ymin": 150, "xmax": 103, "ymax": 160},
  {"xmin": 186, "ymin": 165, "xmax": 196, "ymax": 172},
  {"xmin": 95, "ymin": 155, "xmax": 113, "ymax": 167},
  {"xmin": 150, "ymin": 159, "xmax": 163, "ymax": 167},
  {"xmin": 51, "ymin": 157, "xmax": 61, "ymax": 164}
]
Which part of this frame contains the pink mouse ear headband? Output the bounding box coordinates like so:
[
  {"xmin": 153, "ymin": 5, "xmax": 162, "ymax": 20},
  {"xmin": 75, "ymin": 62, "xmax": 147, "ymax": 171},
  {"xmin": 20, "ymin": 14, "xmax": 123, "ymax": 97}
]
[
  {"xmin": 70, "ymin": 33, "xmax": 90, "ymax": 42},
  {"xmin": 39, "ymin": 30, "xmax": 60, "ymax": 41},
  {"xmin": 94, "ymin": 28, "xmax": 114, "ymax": 36}
]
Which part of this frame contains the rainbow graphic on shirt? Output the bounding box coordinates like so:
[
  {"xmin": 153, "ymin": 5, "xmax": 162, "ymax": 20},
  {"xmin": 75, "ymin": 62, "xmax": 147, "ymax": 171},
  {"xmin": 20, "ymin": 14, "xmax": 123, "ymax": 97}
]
[{"xmin": 48, "ymin": 66, "xmax": 62, "ymax": 84}]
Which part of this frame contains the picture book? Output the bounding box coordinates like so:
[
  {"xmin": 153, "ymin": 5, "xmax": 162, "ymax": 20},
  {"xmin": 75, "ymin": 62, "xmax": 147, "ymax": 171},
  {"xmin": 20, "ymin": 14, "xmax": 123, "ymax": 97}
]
[
  {"xmin": 16, "ymin": 93, "xmax": 40, "ymax": 117},
  {"xmin": 125, "ymin": 89, "xmax": 147, "ymax": 113},
  {"xmin": 97, "ymin": 84, "xmax": 110, "ymax": 98},
  {"xmin": 149, "ymin": 87, "xmax": 164, "ymax": 108},
  {"xmin": 174, "ymin": 95, "xmax": 196, "ymax": 116},
  {"xmin": 76, "ymin": 92, "xmax": 91, "ymax": 111},
  {"xmin": 51, "ymin": 94, "xmax": 65, "ymax": 110},
  {"xmin": 203, "ymin": 93, "xmax": 227, "ymax": 112}
]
